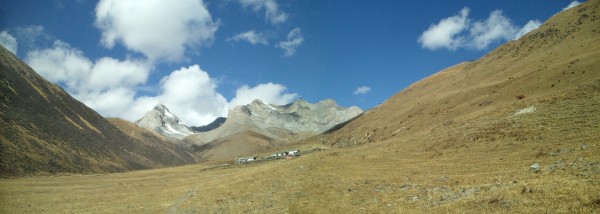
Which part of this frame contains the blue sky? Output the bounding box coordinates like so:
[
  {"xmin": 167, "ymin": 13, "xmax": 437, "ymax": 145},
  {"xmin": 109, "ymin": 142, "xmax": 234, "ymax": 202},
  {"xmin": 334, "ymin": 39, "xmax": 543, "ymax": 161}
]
[{"xmin": 0, "ymin": 0, "xmax": 582, "ymax": 126}]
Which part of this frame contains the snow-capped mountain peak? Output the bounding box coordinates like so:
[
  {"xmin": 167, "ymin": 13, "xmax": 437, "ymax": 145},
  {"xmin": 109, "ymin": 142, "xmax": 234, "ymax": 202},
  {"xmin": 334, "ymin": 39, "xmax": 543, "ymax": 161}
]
[{"xmin": 135, "ymin": 104, "xmax": 193, "ymax": 139}]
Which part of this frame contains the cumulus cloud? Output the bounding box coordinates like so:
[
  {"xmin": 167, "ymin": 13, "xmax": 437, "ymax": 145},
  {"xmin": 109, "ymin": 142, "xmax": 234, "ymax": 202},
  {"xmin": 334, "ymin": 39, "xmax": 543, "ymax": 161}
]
[
  {"xmin": 563, "ymin": 1, "xmax": 582, "ymax": 11},
  {"xmin": 229, "ymin": 82, "xmax": 298, "ymax": 109},
  {"xmin": 418, "ymin": 7, "xmax": 470, "ymax": 50},
  {"xmin": 26, "ymin": 40, "xmax": 94, "ymax": 89},
  {"xmin": 94, "ymin": 0, "xmax": 219, "ymax": 62},
  {"xmin": 228, "ymin": 30, "xmax": 269, "ymax": 45},
  {"xmin": 353, "ymin": 86, "xmax": 371, "ymax": 95},
  {"xmin": 239, "ymin": 0, "xmax": 287, "ymax": 25},
  {"xmin": 0, "ymin": 31, "xmax": 18, "ymax": 54},
  {"xmin": 25, "ymin": 40, "xmax": 152, "ymax": 119},
  {"xmin": 155, "ymin": 65, "xmax": 229, "ymax": 125},
  {"xmin": 277, "ymin": 28, "xmax": 303, "ymax": 57},
  {"xmin": 418, "ymin": 7, "xmax": 542, "ymax": 50}
]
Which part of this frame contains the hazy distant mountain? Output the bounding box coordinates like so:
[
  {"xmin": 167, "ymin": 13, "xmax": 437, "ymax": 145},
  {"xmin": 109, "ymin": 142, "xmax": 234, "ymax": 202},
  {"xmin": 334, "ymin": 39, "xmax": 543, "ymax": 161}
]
[
  {"xmin": 185, "ymin": 99, "xmax": 362, "ymax": 160},
  {"xmin": 0, "ymin": 47, "xmax": 195, "ymax": 176},
  {"xmin": 135, "ymin": 104, "xmax": 194, "ymax": 139}
]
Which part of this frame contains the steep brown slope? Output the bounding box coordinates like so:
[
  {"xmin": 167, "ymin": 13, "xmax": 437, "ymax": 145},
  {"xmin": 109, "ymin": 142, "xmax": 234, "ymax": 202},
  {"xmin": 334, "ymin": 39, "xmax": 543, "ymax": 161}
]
[
  {"xmin": 107, "ymin": 118, "xmax": 198, "ymax": 160},
  {"xmin": 0, "ymin": 47, "xmax": 195, "ymax": 176},
  {"xmin": 322, "ymin": 0, "xmax": 600, "ymax": 147}
]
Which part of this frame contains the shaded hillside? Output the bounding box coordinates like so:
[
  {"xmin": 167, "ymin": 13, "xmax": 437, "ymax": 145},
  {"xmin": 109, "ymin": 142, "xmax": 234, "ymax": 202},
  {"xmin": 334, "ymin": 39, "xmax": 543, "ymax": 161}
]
[
  {"xmin": 190, "ymin": 130, "xmax": 279, "ymax": 161},
  {"xmin": 321, "ymin": 0, "xmax": 600, "ymax": 147},
  {"xmin": 0, "ymin": 47, "xmax": 195, "ymax": 176}
]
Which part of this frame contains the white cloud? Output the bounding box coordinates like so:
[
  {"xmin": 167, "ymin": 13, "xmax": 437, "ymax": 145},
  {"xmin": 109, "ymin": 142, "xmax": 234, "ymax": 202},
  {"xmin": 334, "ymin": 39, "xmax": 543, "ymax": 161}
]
[
  {"xmin": 26, "ymin": 41, "xmax": 151, "ymax": 93},
  {"xmin": 88, "ymin": 57, "xmax": 150, "ymax": 90},
  {"xmin": 94, "ymin": 0, "xmax": 219, "ymax": 62},
  {"xmin": 418, "ymin": 7, "xmax": 542, "ymax": 51},
  {"xmin": 563, "ymin": 1, "xmax": 582, "ymax": 11},
  {"xmin": 0, "ymin": 31, "xmax": 18, "ymax": 54},
  {"xmin": 513, "ymin": 20, "xmax": 542, "ymax": 39},
  {"xmin": 155, "ymin": 68, "xmax": 298, "ymax": 125},
  {"xmin": 25, "ymin": 40, "xmax": 152, "ymax": 121},
  {"xmin": 418, "ymin": 7, "xmax": 470, "ymax": 50},
  {"xmin": 469, "ymin": 10, "xmax": 517, "ymax": 49},
  {"xmin": 228, "ymin": 30, "xmax": 269, "ymax": 45},
  {"xmin": 277, "ymin": 28, "xmax": 303, "ymax": 57},
  {"xmin": 239, "ymin": 0, "xmax": 287, "ymax": 25},
  {"xmin": 353, "ymin": 86, "xmax": 371, "ymax": 95},
  {"xmin": 229, "ymin": 82, "xmax": 298, "ymax": 109},
  {"xmin": 26, "ymin": 40, "xmax": 94, "ymax": 89},
  {"xmin": 156, "ymin": 65, "xmax": 229, "ymax": 125},
  {"xmin": 79, "ymin": 88, "xmax": 141, "ymax": 118}
]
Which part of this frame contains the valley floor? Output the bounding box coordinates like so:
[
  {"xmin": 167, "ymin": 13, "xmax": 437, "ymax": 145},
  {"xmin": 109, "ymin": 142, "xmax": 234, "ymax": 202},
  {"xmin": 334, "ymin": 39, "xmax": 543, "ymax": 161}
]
[{"xmin": 1, "ymin": 138, "xmax": 598, "ymax": 213}]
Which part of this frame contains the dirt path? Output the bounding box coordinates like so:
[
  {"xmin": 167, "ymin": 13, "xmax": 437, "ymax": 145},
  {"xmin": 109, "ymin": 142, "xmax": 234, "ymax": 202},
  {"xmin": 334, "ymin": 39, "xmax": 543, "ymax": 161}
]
[{"xmin": 166, "ymin": 187, "xmax": 198, "ymax": 214}]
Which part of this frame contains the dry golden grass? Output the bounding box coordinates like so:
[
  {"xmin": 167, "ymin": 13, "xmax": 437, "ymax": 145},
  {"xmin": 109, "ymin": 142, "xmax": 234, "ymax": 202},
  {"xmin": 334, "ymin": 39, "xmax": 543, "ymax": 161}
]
[{"xmin": 1, "ymin": 140, "xmax": 598, "ymax": 213}]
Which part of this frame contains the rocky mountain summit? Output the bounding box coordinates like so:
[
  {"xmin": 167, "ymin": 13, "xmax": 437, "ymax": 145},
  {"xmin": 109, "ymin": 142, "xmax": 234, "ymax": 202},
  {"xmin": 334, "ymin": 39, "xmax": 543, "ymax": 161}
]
[{"xmin": 135, "ymin": 104, "xmax": 194, "ymax": 139}]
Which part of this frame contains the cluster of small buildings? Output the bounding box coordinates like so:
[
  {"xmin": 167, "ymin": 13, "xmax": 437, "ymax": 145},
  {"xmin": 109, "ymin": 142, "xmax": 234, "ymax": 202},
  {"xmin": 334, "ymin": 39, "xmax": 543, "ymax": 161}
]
[{"xmin": 235, "ymin": 149, "xmax": 301, "ymax": 164}]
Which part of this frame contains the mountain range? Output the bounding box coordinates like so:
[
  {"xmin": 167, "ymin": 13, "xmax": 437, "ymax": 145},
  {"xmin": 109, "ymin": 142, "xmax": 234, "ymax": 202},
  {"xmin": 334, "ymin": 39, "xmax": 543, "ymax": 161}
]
[
  {"xmin": 134, "ymin": 98, "xmax": 362, "ymax": 160},
  {"xmin": 186, "ymin": 99, "xmax": 361, "ymax": 160}
]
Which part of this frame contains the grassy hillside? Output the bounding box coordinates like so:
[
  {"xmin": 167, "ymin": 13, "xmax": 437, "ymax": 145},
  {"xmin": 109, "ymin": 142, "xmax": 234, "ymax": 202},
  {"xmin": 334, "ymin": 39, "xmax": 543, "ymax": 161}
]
[
  {"xmin": 321, "ymin": 0, "xmax": 600, "ymax": 147},
  {"xmin": 0, "ymin": 47, "xmax": 195, "ymax": 176},
  {"xmin": 0, "ymin": 0, "xmax": 599, "ymax": 213}
]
